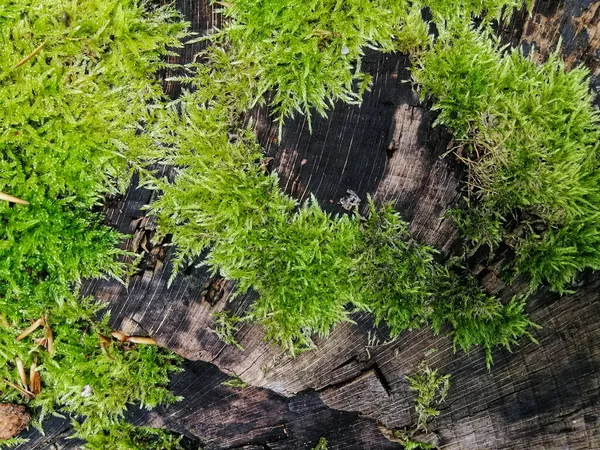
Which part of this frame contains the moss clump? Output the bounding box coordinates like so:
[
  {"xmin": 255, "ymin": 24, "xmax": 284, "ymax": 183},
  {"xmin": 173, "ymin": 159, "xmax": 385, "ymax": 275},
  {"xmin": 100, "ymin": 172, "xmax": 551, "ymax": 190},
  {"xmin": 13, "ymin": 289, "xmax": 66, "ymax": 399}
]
[
  {"xmin": 356, "ymin": 203, "xmax": 538, "ymax": 368},
  {"xmin": 206, "ymin": 0, "xmax": 524, "ymax": 129},
  {"xmin": 392, "ymin": 362, "xmax": 451, "ymax": 449},
  {"xmin": 82, "ymin": 422, "xmax": 186, "ymax": 450},
  {"xmin": 0, "ymin": 0, "xmax": 187, "ymax": 446},
  {"xmin": 146, "ymin": 45, "xmax": 536, "ymax": 361},
  {"xmin": 413, "ymin": 26, "xmax": 600, "ymax": 292}
]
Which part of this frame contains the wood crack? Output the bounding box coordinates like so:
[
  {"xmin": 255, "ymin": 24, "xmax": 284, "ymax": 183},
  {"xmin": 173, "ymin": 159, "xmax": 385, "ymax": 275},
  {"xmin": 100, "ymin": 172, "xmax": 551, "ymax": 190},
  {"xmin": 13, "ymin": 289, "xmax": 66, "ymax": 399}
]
[{"xmin": 316, "ymin": 362, "xmax": 392, "ymax": 397}]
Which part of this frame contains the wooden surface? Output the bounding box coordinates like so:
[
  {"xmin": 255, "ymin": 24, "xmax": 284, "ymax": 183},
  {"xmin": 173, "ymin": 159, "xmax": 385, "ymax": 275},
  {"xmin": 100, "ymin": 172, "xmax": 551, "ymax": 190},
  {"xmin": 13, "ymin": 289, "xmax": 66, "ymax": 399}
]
[{"xmin": 15, "ymin": 1, "xmax": 600, "ymax": 449}]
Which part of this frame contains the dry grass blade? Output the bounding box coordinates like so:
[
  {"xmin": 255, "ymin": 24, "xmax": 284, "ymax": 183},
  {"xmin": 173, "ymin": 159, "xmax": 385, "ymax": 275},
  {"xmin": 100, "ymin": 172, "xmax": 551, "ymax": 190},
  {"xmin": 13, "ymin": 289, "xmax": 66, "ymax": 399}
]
[
  {"xmin": 3, "ymin": 379, "xmax": 34, "ymax": 399},
  {"xmin": 0, "ymin": 192, "xmax": 29, "ymax": 205},
  {"xmin": 33, "ymin": 337, "xmax": 48, "ymax": 347},
  {"xmin": 44, "ymin": 322, "xmax": 54, "ymax": 354},
  {"xmin": 15, "ymin": 359, "xmax": 28, "ymax": 391},
  {"xmin": 29, "ymin": 361, "xmax": 36, "ymax": 387},
  {"xmin": 31, "ymin": 372, "xmax": 41, "ymax": 396},
  {"xmin": 98, "ymin": 333, "xmax": 111, "ymax": 348},
  {"xmin": 16, "ymin": 317, "xmax": 44, "ymax": 341},
  {"xmin": 127, "ymin": 336, "xmax": 157, "ymax": 345},
  {"xmin": 13, "ymin": 41, "xmax": 46, "ymax": 69},
  {"xmin": 111, "ymin": 331, "xmax": 128, "ymax": 342},
  {"xmin": 29, "ymin": 362, "xmax": 41, "ymax": 396}
]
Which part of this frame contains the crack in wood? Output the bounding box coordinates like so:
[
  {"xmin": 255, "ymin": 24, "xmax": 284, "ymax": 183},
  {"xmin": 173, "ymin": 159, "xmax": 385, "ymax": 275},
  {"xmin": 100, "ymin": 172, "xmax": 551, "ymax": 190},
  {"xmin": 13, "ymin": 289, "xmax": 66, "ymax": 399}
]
[
  {"xmin": 317, "ymin": 362, "xmax": 392, "ymax": 397},
  {"xmin": 200, "ymin": 276, "xmax": 227, "ymax": 306},
  {"xmin": 129, "ymin": 215, "xmax": 168, "ymax": 273},
  {"xmin": 223, "ymin": 423, "xmax": 288, "ymax": 449},
  {"xmin": 330, "ymin": 355, "xmax": 360, "ymax": 373},
  {"xmin": 371, "ymin": 362, "xmax": 393, "ymax": 397}
]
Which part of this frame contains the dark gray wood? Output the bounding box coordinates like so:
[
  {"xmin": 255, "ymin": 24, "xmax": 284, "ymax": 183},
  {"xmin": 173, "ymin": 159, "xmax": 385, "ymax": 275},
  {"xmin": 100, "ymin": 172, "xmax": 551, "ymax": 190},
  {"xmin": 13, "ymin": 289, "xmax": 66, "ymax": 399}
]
[{"xmin": 17, "ymin": 361, "xmax": 398, "ymax": 450}]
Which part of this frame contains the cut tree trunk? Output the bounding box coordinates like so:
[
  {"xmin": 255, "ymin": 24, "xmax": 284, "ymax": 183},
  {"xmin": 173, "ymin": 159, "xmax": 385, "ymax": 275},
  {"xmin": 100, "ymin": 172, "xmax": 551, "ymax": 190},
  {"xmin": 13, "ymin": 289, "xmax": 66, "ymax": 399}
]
[{"xmin": 15, "ymin": 1, "xmax": 600, "ymax": 449}]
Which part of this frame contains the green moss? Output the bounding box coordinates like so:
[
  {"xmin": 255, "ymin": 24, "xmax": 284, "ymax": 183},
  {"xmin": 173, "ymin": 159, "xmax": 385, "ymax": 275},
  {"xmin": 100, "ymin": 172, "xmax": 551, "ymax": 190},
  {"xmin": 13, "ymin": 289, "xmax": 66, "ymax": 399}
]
[
  {"xmin": 5, "ymin": 1, "xmax": 580, "ymax": 445},
  {"xmin": 392, "ymin": 362, "xmax": 451, "ymax": 449},
  {"xmin": 214, "ymin": 0, "xmax": 407, "ymax": 126},
  {"xmin": 312, "ymin": 437, "xmax": 329, "ymax": 450},
  {"xmin": 408, "ymin": 362, "xmax": 451, "ymax": 428},
  {"xmin": 201, "ymin": 0, "xmax": 524, "ymax": 130},
  {"xmin": 430, "ymin": 267, "xmax": 538, "ymax": 369},
  {"xmin": 0, "ymin": 0, "xmax": 188, "ymax": 445},
  {"xmin": 353, "ymin": 201, "xmax": 438, "ymax": 335},
  {"xmin": 0, "ymin": 294, "xmax": 183, "ymax": 444},
  {"xmin": 144, "ymin": 2, "xmax": 537, "ymax": 360},
  {"xmin": 222, "ymin": 374, "xmax": 249, "ymax": 389},
  {"xmin": 353, "ymin": 203, "xmax": 538, "ymax": 368},
  {"xmin": 0, "ymin": 438, "xmax": 29, "ymax": 449},
  {"xmin": 413, "ymin": 26, "xmax": 600, "ymax": 292},
  {"xmin": 0, "ymin": 0, "xmax": 187, "ymax": 206},
  {"xmin": 213, "ymin": 311, "xmax": 245, "ymax": 350},
  {"xmin": 83, "ymin": 422, "xmax": 186, "ymax": 450},
  {"xmin": 146, "ymin": 50, "xmax": 536, "ymax": 360}
]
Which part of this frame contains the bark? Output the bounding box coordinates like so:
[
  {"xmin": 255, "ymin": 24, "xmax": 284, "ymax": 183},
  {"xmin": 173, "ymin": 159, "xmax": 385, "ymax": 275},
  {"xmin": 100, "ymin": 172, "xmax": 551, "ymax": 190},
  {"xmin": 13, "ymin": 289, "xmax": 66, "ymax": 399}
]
[{"xmin": 15, "ymin": 1, "xmax": 600, "ymax": 449}]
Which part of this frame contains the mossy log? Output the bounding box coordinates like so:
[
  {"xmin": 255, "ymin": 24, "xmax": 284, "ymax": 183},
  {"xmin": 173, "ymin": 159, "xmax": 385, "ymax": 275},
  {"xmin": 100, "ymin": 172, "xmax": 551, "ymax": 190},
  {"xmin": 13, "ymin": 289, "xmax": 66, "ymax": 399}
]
[{"xmin": 16, "ymin": 0, "xmax": 599, "ymax": 448}]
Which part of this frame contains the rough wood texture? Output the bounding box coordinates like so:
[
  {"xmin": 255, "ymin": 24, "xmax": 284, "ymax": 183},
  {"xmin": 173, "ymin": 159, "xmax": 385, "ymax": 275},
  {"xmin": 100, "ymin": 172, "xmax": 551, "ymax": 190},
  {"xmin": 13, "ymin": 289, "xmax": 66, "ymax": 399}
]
[
  {"xmin": 14, "ymin": 1, "xmax": 600, "ymax": 449},
  {"xmin": 16, "ymin": 361, "xmax": 398, "ymax": 450},
  {"xmin": 504, "ymin": 0, "xmax": 599, "ymax": 84}
]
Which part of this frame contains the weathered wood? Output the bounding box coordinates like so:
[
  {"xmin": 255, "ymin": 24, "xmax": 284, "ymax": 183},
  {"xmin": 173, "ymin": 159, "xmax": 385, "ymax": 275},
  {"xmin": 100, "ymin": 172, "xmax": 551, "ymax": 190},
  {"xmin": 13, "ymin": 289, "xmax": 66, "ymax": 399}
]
[
  {"xmin": 503, "ymin": 0, "xmax": 599, "ymax": 86},
  {"xmin": 15, "ymin": 0, "xmax": 600, "ymax": 448},
  {"xmin": 16, "ymin": 361, "xmax": 400, "ymax": 450}
]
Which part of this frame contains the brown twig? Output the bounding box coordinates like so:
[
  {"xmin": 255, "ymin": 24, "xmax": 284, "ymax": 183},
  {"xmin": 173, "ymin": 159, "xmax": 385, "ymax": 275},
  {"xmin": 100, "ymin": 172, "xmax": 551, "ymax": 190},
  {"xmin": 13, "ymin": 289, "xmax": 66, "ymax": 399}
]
[
  {"xmin": 3, "ymin": 379, "xmax": 34, "ymax": 399},
  {"xmin": 13, "ymin": 41, "xmax": 46, "ymax": 69}
]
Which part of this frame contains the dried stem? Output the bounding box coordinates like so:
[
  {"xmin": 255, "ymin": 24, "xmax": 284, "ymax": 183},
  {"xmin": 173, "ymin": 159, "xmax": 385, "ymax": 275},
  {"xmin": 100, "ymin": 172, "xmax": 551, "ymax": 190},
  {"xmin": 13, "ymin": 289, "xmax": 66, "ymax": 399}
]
[{"xmin": 13, "ymin": 41, "xmax": 46, "ymax": 69}]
